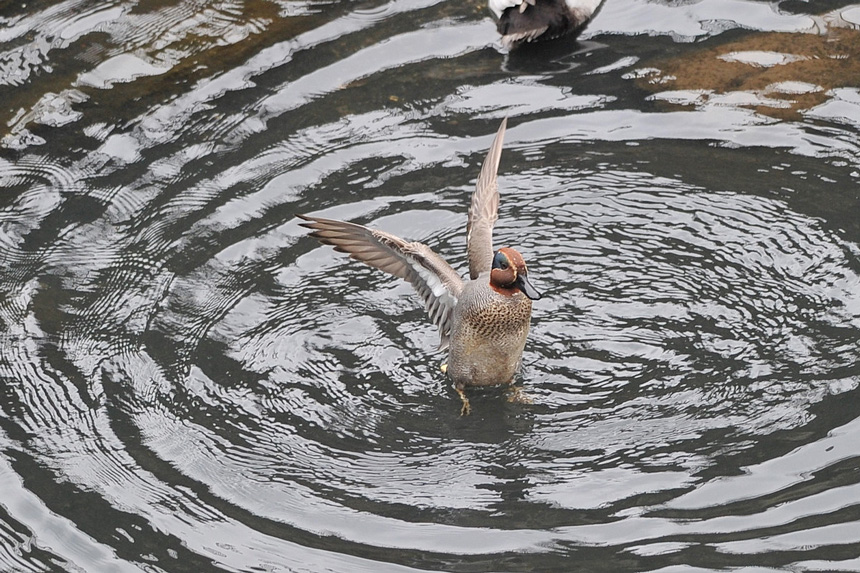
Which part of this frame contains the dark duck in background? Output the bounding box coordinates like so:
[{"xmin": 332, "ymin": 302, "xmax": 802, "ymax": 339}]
[{"xmin": 490, "ymin": 0, "xmax": 604, "ymax": 48}]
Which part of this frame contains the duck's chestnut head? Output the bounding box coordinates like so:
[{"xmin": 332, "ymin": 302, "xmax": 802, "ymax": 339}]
[{"xmin": 490, "ymin": 247, "xmax": 541, "ymax": 300}]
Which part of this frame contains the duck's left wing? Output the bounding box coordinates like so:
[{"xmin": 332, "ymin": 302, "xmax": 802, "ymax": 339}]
[
  {"xmin": 298, "ymin": 215, "xmax": 463, "ymax": 350},
  {"xmin": 466, "ymin": 117, "xmax": 506, "ymax": 280}
]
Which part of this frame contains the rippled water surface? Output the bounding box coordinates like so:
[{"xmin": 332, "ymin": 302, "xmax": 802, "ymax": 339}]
[{"xmin": 2, "ymin": 0, "xmax": 860, "ymax": 571}]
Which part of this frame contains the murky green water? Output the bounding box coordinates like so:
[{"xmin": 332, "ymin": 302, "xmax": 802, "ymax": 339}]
[{"xmin": 1, "ymin": 0, "xmax": 860, "ymax": 571}]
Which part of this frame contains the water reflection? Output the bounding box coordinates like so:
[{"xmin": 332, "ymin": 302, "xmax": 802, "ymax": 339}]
[{"xmin": 1, "ymin": 0, "xmax": 859, "ymax": 571}]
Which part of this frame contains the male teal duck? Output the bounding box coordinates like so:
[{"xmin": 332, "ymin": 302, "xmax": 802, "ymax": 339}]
[
  {"xmin": 298, "ymin": 118, "xmax": 541, "ymax": 414},
  {"xmin": 489, "ymin": 0, "xmax": 604, "ymax": 48}
]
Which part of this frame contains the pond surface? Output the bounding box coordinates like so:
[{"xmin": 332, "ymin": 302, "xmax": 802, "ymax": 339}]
[{"xmin": 1, "ymin": 0, "xmax": 860, "ymax": 571}]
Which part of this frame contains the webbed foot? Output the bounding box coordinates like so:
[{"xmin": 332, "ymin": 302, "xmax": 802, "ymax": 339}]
[
  {"xmin": 506, "ymin": 385, "xmax": 533, "ymax": 404},
  {"xmin": 456, "ymin": 386, "xmax": 471, "ymax": 416}
]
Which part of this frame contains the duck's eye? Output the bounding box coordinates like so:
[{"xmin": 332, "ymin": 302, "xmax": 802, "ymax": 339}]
[{"xmin": 492, "ymin": 251, "xmax": 509, "ymax": 270}]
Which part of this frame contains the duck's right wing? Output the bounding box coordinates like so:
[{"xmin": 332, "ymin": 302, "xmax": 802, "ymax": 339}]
[
  {"xmin": 466, "ymin": 118, "xmax": 506, "ymax": 280},
  {"xmin": 298, "ymin": 215, "xmax": 464, "ymax": 350}
]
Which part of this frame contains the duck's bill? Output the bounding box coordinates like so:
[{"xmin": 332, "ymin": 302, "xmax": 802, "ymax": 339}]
[{"xmin": 516, "ymin": 274, "xmax": 542, "ymax": 300}]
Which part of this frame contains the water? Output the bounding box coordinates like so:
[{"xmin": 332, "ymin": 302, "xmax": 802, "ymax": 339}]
[{"xmin": 1, "ymin": 0, "xmax": 860, "ymax": 571}]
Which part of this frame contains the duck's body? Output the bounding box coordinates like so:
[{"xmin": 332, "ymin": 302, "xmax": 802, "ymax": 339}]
[
  {"xmin": 446, "ymin": 269, "xmax": 533, "ymax": 387},
  {"xmin": 299, "ymin": 118, "xmax": 541, "ymax": 413},
  {"xmin": 489, "ymin": 0, "xmax": 603, "ymax": 48}
]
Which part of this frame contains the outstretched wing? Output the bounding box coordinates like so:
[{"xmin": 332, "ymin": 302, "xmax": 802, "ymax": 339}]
[
  {"xmin": 298, "ymin": 214, "xmax": 464, "ymax": 350},
  {"xmin": 466, "ymin": 118, "xmax": 506, "ymax": 280}
]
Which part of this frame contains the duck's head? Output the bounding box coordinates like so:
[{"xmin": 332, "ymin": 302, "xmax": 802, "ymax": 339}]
[{"xmin": 490, "ymin": 247, "xmax": 541, "ymax": 300}]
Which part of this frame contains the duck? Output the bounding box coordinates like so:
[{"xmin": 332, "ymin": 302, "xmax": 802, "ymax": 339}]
[
  {"xmin": 298, "ymin": 118, "xmax": 541, "ymax": 414},
  {"xmin": 489, "ymin": 0, "xmax": 604, "ymax": 48}
]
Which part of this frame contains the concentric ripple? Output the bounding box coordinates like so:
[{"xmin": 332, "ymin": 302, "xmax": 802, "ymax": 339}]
[{"xmin": 1, "ymin": 0, "xmax": 860, "ymax": 571}]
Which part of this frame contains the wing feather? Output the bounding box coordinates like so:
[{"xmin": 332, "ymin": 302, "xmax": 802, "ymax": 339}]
[
  {"xmin": 298, "ymin": 215, "xmax": 463, "ymax": 350},
  {"xmin": 466, "ymin": 118, "xmax": 506, "ymax": 280}
]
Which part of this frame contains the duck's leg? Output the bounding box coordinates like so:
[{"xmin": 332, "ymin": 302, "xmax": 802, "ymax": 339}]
[
  {"xmin": 506, "ymin": 384, "xmax": 533, "ymax": 404},
  {"xmin": 443, "ymin": 364, "xmax": 470, "ymax": 415},
  {"xmin": 455, "ymin": 383, "xmax": 471, "ymax": 416}
]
